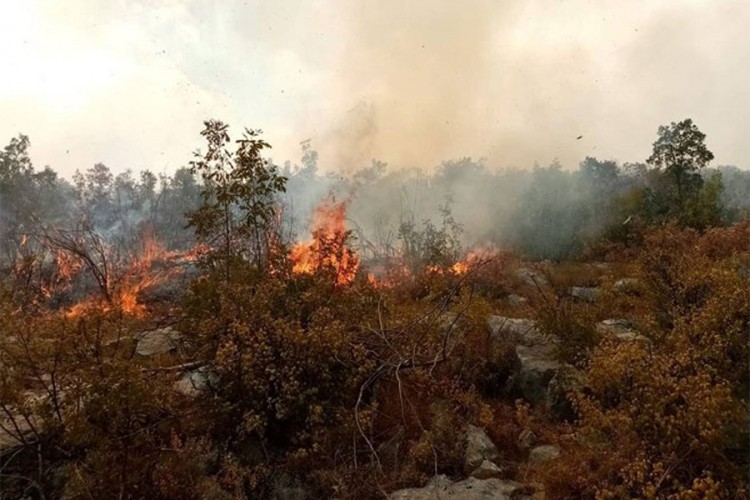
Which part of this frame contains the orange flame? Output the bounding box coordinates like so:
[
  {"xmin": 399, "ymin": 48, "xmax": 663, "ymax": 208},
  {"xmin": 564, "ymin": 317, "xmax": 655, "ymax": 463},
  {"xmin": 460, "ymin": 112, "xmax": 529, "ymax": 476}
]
[
  {"xmin": 65, "ymin": 228, "xmax": 196, "ymax": 317},
  {"xmin": 290, "ymin": 201, "xmax": 359, "ymax": 285}
]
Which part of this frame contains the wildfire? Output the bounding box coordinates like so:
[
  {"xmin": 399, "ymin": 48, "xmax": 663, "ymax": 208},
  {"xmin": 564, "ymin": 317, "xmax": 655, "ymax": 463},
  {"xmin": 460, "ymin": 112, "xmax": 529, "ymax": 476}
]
[
  {"xmin": 290, "ymin": 201, "xmax": 360, "ymax": 285},
  {"xmin": 423, "ymin": 252, "xmax": 479, "ymax": 276},
  {"xmin": 65, "ymin": 228, "xmax": 196, "ymax": 317},
  {"xmin": 451, "ymin": 250, "xmax": 488, "ymax": 274}
]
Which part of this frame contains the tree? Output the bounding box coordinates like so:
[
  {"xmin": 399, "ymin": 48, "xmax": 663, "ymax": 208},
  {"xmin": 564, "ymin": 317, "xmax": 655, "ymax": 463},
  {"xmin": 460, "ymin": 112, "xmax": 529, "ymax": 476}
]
[
  {"xmin": 158, "ymin": 167, "xmax": 202, "ymax": 249},
  {"xmin": 188, "ymin": 120, "xmax": 287, "ymax": 276},
  {"xmin": 646, "ymin": 119, "xmax": 715, "ymax": 219},
  {"xmin": 73, "ymin": 163, "xmax": 115, "ymax": 227},
  {"xmin": 0, "ymin": 135, "xmax": 73, "ymax": 265}
]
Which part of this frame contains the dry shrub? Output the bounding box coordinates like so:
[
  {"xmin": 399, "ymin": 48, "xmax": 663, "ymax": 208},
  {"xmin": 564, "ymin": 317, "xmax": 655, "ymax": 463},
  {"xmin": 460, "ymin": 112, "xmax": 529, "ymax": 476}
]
[
  {"xmin": 528, "ymin": 269, "xmax": 602, "ymax": 367},
  {"xmin": 542, "ymin": 223, "xmax": 750, "ymax": 498},
  {"xmin": 466, "ymin": 248, "xmax": 518, "ymax": 300}
]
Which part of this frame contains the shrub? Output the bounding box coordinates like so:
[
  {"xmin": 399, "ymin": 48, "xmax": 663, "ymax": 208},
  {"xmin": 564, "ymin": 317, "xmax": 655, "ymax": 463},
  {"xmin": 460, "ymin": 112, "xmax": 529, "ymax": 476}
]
[{"xmin": 547, "ymin": 223, "xmax": 750, "ymax": 498}]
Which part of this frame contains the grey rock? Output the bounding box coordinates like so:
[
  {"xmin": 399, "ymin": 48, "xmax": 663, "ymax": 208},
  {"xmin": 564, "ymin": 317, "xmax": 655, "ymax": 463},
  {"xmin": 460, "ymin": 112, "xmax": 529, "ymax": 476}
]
[
  {"xmin": 517, "ymin": 429, "xmax": 538, "ymax": 449},
  {"xmin": 272, "ymin": 487, "xmax": 308, "ymax": 500},
  {"xmin": 465, "ymin": 424, "xmax": 501, "ymax": 472},
  {"xmin": 568, "ymin": 287, "xmax": 600, "ymax": 303},
  {"xmin": 470, "ymin": 460, "xmax": 504, "ymax": 479},
  {"xmin": 487, "ymin": 316, "xmax": 543, "ymax": 345},
  {"xmin": 514, "ymin": 268, "xmax": 549, "ymax": 287},
  {"xmin": 725, "ymin": 406, "xmax": 750, "ymax": 460},
  {"xmin": 389, "ymin": 475, "xmax": 529, "ymax": 500},
  {"xmin": 596, "ymin": 319, "xmax": 648, "ymax": 343},
  {"xmin": 487, "ymin": 316, "xmax": 570, "ymax": 408},
  {"xmin": 0, "ymin": 413, "xmax": 33, "ymax": 451},
  {"xmin": 175, "ymin": 368, "xmax": 216, "ymax": 396},
  {"xmin": 546, "ymin": 366, "xmax": 585, "ymax": 421},
  {"xmin": 135, "ymin": 327, "xmax": 182, "ymax": 356},
  {"xmin": 613, "ymin": 278, "xmax": 640, "ymax": 293},
  {"xmin": 271, "ymin": 473, "xmax": 309, "ymax": 500},
  {"xmin": 515, "ymin": 343, "xmax": 565, "ymax": 406},
  {"xmin": 528, "ymin": 445, "xmax": 560, "ymax": 466},
  {"xmin": 198, "ymin": 482, "xmax": 235, "ymax": 500},
  {"xmin": 506, "ymin": 294, "xmax": 528, "ymax": 307}
]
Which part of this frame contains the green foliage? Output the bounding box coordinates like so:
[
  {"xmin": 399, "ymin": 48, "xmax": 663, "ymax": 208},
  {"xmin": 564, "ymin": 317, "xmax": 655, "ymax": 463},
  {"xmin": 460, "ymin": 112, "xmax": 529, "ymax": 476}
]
[
  {"xmin": 0, "ymin": 135, "xmax": 73, "ymax": 256},
  {"xmin": 510, "ymin": 163, "xmax": 590, "ymax": 260},
  {"xmin": 642, "ymin": 118, "xmax": 722, "ymax": 227},
  {"xmin": 188, "ymin": 120, "xmax": 287, "ymax": 274},
  {"xmin": 398, "ymin": 201, "xmax": 463, "ymax": 272}
]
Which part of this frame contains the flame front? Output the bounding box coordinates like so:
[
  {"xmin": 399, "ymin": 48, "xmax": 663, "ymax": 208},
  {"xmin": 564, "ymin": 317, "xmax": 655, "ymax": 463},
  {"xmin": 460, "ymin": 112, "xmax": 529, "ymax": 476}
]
[
  {"xmin": 65, "ymin": 227, "xmax": 196, "ymax": 317},
  {"xmin": 290, "ymin": 201, "xmax": 359, "ymax": 285}
]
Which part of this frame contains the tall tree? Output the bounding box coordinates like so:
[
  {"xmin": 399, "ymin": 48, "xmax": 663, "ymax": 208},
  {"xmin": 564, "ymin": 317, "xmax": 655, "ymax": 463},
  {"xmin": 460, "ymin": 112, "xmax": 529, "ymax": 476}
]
[
  {"xmin": 646, "ymin": 119, "xmax": 714, "ymax": 217},
  {"xmin": 188, "ymin": 120, "xmax": 287, "ymax": 276}
]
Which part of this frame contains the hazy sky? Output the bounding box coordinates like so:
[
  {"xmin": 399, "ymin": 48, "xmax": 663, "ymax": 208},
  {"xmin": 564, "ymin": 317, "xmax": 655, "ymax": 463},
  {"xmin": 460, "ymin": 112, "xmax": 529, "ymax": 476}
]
[{"xmin": 1, "ymin": 0, "xmax": 748, "ymax": 178}]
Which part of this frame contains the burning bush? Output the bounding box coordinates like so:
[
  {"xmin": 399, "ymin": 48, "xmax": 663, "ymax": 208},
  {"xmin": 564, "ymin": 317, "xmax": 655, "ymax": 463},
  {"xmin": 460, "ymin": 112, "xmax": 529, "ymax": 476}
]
[{"xmin": 290, "ymin": 200, "xmax": 360, "ymax": 286}]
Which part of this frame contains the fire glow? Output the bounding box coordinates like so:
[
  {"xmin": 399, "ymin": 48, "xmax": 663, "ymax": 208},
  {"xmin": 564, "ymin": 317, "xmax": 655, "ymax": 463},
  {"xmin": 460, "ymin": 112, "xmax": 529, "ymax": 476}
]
[
  {"xmin": 65, "ymin": 229, "xmax": 196, "ymax": 318},
  {"xmin": 290, "ymin": 201, "xmax": 360, "ymax": 285}
]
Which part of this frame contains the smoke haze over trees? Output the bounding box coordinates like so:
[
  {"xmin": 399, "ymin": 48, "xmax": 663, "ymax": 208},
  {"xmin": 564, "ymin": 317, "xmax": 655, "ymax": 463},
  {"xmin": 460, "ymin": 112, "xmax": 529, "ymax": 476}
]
[{"xmin": 2, "ymin": 119, "xmax": 748, "ymax": 266}]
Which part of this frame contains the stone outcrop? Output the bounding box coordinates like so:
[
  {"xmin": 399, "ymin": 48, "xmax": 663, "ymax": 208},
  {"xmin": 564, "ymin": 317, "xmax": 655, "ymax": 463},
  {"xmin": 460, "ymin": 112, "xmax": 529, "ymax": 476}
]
[
  {"xmin": 487, "ymin": 316, "xmax": 540, "ymax": 344},
  {"xmin": 174, "ymin": 367, "xmax": 216, "ymax": 396},
  {"xmin": 389, "ymin": 475, "xmax": 532, "ymax": 500},
  {"xmin": 488, "ymin": 316, "xmax": 568, "ymax": 408},
  {"xmin": 514, "ymin": 268, "xmax": 549, "ymax": 288},
  {"xmin": 567, "ymin": 286, "xmax": 600, "ymax": 303},
  {"xmin": 528, "ymin": 444, "xmax": 561, "ymax": 466},
  {"xmin": 596, "ymin": 319, "xmax": 648, "ymax": 343},
  {"xmin": 135, "ymin": 327, "xmax": 183, "ymax": 356},
  {"xmin": 517, "ymin": 429, "xmax": 538, "ymax": 450},
  {"xmin": 465, "ymin": 424, "xmax": 501, "ymax": 473},
  {"xmin": 470, "ymin": 460, "xmax": 504, "ymax": 480},
  {"xmin": 613, "ymin": 278, "xmax": 640, "ymax": 293},
  {"xmin": 506, "ymin": 293, "xmax": 528, "ymax": 307},
  {"xmin": 546, "ymin": 365, "xmax": 585, "ymax": 421}
]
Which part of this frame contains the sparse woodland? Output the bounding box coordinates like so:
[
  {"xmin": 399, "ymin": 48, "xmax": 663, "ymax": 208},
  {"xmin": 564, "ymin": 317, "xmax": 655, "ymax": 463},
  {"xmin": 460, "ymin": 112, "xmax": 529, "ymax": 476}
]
[{"xmin": 0, "ymin": 119, "xmax": 748, "ymax": 499}]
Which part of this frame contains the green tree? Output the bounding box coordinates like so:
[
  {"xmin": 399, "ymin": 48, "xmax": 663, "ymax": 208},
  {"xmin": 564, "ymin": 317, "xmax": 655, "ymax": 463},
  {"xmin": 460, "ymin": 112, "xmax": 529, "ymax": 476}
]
[
  {"xmin": 158, "ymin": 167, "xmax": 203, "ymax": 249},
  {"xmin": 646, "ymin": 119, "xmax": 716, "ymax": 223},
  {"xmin": 73, "ymin": 163, "xmax": 115, "ymax": 226},
  {"xmin": 398, "ymin": 200, "xmax": 463, "ymax": 272},
  {"xmin": 188, "ymin": 120, "xmax": 287, "ymax": 277},
  {"xmin": 0, "ymin": 135, "xmax": 73, "ymax": 263}
]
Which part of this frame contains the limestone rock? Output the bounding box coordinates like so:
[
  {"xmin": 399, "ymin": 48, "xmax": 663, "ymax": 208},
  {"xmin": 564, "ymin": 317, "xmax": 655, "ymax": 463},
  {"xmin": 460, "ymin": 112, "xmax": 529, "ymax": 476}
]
[
  {"xmin": 506, "ymin": 294, "xmax": 528, "ymax": 307},
  {"xmin": 487, "ymin": 316, "xmax": 542, "ymax": 345},
  {"xmin": 175, "ymin": 368, "xmax": 215, "ymax": 396},
  {"xmin": 568, "ymin": 287, "xmax": 600, "ymax": 303},
  {"xmin": 613, "ymin": 278, "xmax": 640, "ymax": 293},
  {"xmin": 517, "ymin": 429, "xmax": 538, "ymax": 449},
  {"xmin": 546, "ymin": 366, "xmax": 585, "ymax": 421},
  {"xmin": 529, "ymin": 445, "xmax": 561, "ymax": 466},
  {"xmin": 514, "ymin": 268, "xmax": 549, "ymax": 287},
  {"xmin": 389, "ymin": 475, "xmax": 529, "ymax": 500},
  {"xmin": 487, "ymin": 316, "xmax": 570, "ymax": 408},
  {"xmin": 596, "ymin": 319, "xmax": 648, "ymax": 343},
  {"xmin": 515, "ymin": 343, "xmax": 565, "ymax": 406},
  {"xmin": 470, "ymin": 460, "xmax": 504, "ymax": 480},
  {"xmin": 465, "ymin": 424, "xmax": 501, "ymax": 472},
  {"xmin": 135, "ymin": 327, "xmax": 182, "ymax": 356},
  {"xmin": 270, "ymin": 472, "xmax": 309, "ymax": 500}
]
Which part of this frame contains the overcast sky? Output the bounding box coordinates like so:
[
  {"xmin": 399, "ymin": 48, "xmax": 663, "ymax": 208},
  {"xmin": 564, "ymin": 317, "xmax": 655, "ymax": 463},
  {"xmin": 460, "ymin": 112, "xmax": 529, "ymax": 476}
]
[{"xmin": 1, "ymin": 0, "xmax": 748, "ymax": 178}]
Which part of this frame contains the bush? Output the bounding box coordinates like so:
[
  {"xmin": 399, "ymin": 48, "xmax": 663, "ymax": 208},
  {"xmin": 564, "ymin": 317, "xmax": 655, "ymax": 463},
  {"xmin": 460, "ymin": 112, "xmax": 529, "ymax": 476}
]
[{"xmin": 546, "ymin": 223, "xmax": 750, "ymax": 498}]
